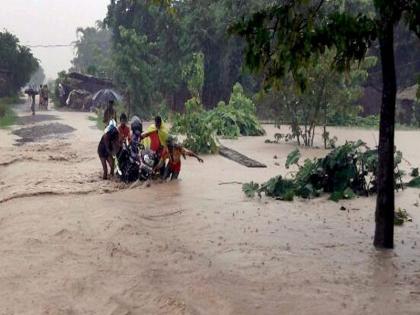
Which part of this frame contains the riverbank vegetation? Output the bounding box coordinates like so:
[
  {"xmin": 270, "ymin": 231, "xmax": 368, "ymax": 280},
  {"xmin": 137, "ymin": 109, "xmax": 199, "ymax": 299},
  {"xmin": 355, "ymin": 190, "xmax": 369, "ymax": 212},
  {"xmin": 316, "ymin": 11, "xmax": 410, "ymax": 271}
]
[
  {"xmin": 52, "ymin": 1, "xmax": 420, "ymax": 154},
  {"xmin": 0, "ymin": 31, "xmax": 39, "ymax": 97},
  {"xmin": 0, "ymin": 96, "xmax": 23, "ymax": 128}
]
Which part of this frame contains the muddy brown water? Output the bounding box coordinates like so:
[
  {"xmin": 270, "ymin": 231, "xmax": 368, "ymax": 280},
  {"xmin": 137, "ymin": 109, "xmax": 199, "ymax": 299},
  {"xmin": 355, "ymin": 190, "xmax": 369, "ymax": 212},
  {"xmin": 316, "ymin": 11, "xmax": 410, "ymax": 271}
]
[{"xmin": 0, "ymin": 105, "xmax": 419, "ymax": 314}]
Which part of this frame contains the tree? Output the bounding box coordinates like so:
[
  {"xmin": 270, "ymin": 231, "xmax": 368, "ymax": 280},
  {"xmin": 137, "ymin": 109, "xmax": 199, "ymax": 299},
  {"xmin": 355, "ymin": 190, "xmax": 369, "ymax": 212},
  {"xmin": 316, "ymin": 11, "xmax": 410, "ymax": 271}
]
[
  {"xmin": 112, "ymin": 26, "xmax": 156, "ymax": 117},
  {"xmin": 104, "ymin": 0, "xmax": 273, "ymax": 113},
  {"xmin": 231, "ymin": 0, "xmax": 420, "ymax": 248},
  {"xmin": 262, "ymin": 52, "xmax": 374, "ymax": 148},
  {"xmin": 105, "ymin": 0, "xmax": 185, "ymax": 114},
  {"xmin": 0, "ymin": 30, "xmax": 39, "ymax": 96},
  {"xmin": 182, "ymin": 52, "xmax": 205, "ymax": 99},
  {"xmin": 71, "ymin": 23, "xmax": 113, "ymax": 78}
]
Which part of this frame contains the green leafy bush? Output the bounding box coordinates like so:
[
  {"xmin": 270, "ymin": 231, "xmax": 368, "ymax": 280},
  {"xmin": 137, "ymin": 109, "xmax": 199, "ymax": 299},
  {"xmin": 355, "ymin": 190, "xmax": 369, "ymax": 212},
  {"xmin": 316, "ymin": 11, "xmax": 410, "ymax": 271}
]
[
  {"xmin": 0, "ymin": 96, "xmax": 20, "ymax": 128},
  {"xmin": 205, "ymin": 83, "xmax": 265, "ymax": 138},
  {"xmin": 410, "ymin": 167, "xmax": 419, "ymax": 177},
  {"xmin": 243, "ymin": 140, "xmax": 404, "ymax": 201},
  {"xmin": 394, "ymin": 208, "xmax": 412, "ymax": 225},
  {"xmin": 171, "ymin": 97, "xmax": 219, "ymax": 154},
  {"xmin": 171, "ymin": 83, "xmax": 264, "ymax": 153},
  {"xmin": 407, "ymin": 176, "xmax": 420, "ymax": 188},
  {"xmin": 344, "ymin": 115, "xmax": 380, "ymax": 128},
  {"xmin": 205, "ymin": 101, "xmax": 241, "ymax": 138}
]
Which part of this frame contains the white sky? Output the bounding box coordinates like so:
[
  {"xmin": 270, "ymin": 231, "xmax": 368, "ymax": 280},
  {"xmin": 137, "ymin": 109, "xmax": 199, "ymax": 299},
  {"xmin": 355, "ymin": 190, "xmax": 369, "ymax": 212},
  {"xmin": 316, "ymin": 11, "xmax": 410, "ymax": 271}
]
[{"xmin": 0, "ymin": 0, "xmax": 109, "ymax": 80}]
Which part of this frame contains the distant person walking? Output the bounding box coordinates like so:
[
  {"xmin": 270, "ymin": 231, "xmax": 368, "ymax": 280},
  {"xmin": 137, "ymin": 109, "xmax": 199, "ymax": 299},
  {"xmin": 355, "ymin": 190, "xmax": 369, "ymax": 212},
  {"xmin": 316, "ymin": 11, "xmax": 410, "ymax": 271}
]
[
  {"xmin": 38, "ymin": 85, "xmax": 44, "ymax": 110},
  {"xmin": 42, "ymin": 85, "xmax": 49, "ymax": 110},
  {"xmin": 103, "ymin": 100, "xmax": 117, "ymax": 126},
  {"xmin": 31, "ymin": 92, "xmax": 36, "ymax": 115}
]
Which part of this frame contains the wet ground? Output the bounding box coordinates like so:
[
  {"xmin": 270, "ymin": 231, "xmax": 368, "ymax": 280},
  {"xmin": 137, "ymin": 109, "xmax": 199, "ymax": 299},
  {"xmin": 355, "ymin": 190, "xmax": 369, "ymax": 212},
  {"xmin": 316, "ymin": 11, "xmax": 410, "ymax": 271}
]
[
  {"xmin": 12, "ymin": 123, "xmax": 76, "ymax": 144},
  {"xmin": 0, "ymin": 103, "xmax": 419, "ymax": 314}
]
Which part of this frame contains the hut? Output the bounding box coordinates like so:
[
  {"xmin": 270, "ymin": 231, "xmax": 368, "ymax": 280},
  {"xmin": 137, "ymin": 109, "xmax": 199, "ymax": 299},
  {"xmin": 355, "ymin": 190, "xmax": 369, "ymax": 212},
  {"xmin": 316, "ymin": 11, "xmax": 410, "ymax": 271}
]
[{"xmin": 396, "ymin": 84, "xmax": 418, "ymax": 125}]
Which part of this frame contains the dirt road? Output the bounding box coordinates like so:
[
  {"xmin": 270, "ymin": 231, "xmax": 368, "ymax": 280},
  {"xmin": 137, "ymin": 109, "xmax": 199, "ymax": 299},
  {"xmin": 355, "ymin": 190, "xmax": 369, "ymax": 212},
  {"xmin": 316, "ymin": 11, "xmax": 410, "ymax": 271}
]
[{"xmin": 0, "ymin": 104, "xmax": 419, "ymax": 314}]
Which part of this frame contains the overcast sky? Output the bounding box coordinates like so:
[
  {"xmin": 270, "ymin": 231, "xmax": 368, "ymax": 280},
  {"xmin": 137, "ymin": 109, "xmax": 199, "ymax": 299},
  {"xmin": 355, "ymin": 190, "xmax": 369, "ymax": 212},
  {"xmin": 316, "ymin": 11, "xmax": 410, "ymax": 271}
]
[{"xmin": 0, "ymin": 0, "xmax": 109, "ymax": 80}]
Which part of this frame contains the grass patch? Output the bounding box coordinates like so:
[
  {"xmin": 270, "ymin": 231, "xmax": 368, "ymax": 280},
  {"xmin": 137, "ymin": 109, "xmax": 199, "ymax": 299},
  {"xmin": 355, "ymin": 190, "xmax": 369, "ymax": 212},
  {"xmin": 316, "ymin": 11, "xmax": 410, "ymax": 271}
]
[
  {"xmin": 88, "ymin": 114, "xmax": 105, "ymax": 131},
  {"xmin": 0, "ymin": 96, "xmax": 20, "ymax": 128},
  {"xmin": 88, "ymin": 102, "xmax": 129, "ymax": 131}
]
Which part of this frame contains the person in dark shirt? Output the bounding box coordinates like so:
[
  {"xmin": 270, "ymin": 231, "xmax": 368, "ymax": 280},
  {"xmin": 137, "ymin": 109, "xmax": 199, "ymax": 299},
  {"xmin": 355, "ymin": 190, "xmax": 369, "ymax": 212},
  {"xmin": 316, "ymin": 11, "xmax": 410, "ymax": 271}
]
[
  {"xmin": 97, "ymin": 125, "xmax": 120, "ymax": 179},
  {"xmin": 31, "ymin": 92, "xmax": 36, "ymax": 115},
  {"xmin": 103, "ymin": 100, "xmax": 117, "ymax": 126}
]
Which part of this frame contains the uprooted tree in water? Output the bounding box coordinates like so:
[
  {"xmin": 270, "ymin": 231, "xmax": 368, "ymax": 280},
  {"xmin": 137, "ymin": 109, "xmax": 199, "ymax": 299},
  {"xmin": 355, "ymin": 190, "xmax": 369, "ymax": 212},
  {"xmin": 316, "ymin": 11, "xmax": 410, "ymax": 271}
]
[
  {"xmin": 243, "ymin": 141, "xmax": 405, "ymax": 202},
  {"xmin": 171, "ymin": 83, "xmax": 265, "ymax": 154}
]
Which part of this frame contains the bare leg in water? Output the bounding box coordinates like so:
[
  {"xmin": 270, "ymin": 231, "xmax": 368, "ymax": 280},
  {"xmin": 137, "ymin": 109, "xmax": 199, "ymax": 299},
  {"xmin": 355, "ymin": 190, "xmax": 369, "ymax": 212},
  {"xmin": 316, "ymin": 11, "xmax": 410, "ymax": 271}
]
[
  {"xmin": 108, "ymin": 156, "xmax": 115, "ymax": 177},
  {"xmin": 100, "ymin": 157, "xmax": 108, "ymax": 179}
]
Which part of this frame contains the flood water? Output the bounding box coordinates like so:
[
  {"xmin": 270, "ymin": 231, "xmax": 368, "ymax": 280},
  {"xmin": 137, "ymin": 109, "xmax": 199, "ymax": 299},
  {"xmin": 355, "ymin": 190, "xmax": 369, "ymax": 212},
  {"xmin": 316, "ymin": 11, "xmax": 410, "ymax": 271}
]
[{"xmin": 0, "ymin": 104, "xmax": 419, "ymax": 314}]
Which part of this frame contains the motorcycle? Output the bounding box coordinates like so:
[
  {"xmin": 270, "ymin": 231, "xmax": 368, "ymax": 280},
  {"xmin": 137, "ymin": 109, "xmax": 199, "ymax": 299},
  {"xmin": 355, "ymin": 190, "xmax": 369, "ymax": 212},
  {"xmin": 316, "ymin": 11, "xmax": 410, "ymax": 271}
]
[
  {"xmin": 116, "ymin": 142, "xmax": 158, "ymax": 183},
  {"xmin": 139, "ymin": 149, "xmax": 157, "ymax": 181},
  {"xmin": 116, "ymin": 142, "xmax": 140, "ymax": 183},
  {"xmin": 116, "ymin": 117, "xmax": 161, "ymax": 183}
]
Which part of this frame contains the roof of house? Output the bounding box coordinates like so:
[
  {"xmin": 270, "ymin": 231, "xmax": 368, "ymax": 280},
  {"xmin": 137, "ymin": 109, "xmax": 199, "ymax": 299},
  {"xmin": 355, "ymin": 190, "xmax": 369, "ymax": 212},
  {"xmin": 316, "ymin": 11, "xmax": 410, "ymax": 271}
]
[{"xmin": 397, "ymin": 84, "xmax": 418, "ymax": 101}]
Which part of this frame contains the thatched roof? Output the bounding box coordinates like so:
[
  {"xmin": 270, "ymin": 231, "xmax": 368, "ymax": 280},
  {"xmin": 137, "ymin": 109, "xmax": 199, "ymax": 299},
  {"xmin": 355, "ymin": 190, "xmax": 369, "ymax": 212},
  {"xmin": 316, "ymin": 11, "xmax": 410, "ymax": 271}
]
[
  {"xmin": 67, "ymin": 72, "xmax": 113, "ymax": 88},
  {"xmin": 397, "ymin": 84, "xmax": 418, "ymax": 101}
]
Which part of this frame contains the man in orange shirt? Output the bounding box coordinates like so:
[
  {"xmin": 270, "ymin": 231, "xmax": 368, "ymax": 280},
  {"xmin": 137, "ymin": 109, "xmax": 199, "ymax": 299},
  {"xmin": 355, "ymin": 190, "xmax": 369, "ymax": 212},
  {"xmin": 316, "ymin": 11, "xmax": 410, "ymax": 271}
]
[{"xmin": 141, "ymin": 116, "xmax": 165, "ymax": 152}]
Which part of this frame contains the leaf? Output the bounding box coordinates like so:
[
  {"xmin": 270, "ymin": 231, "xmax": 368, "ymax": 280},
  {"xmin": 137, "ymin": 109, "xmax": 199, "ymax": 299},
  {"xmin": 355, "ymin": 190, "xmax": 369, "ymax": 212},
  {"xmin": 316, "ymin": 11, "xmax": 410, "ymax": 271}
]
[
  {"xmin": 407, "ymin": 177, "xmax": 420, "ymax": 188},
  {"xmin": 394, "ymin": 208, "xmax": 412, "ymax": 226},
  {"xmin": 329, "ymin": 191, "xmax": 343, "ymax": 202},
  {"xmin": 410, "ymin": 168, "xmax": 419, "ymax": 177},
  {"xmin": 343, "ymin": 187, "xmax": 356, "ymax": 199},
  {"xmin": 285, "ymin": 148, "xmax": 301, "ymax": 169},
  {"xmin": 242, "ymin": 182, "xmax": 259, "ymax": 198}
]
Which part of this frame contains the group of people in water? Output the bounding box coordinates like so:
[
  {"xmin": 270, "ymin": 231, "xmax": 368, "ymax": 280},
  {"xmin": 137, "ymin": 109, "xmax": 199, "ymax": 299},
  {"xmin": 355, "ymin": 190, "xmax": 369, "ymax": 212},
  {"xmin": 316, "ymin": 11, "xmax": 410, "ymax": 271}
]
[{"xmin": 98, "ymin": 100, "xmax": 204, "ymax": 181}]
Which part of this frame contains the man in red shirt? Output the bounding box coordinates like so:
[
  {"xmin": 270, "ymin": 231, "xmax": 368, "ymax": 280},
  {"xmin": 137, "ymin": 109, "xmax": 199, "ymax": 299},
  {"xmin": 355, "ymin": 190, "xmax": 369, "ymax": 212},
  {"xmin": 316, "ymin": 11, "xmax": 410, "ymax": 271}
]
[{"xmin": 118, "ymin": 113, "xmax": 131, "ymax": 144}]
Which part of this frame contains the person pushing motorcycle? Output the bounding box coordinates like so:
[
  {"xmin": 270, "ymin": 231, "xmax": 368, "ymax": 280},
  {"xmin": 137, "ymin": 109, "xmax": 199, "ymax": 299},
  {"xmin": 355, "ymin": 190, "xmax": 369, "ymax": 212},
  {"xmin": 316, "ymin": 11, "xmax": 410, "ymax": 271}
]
[{"xmin": 140, "ymin": 115, "xmax": 168, "ymax": 154}]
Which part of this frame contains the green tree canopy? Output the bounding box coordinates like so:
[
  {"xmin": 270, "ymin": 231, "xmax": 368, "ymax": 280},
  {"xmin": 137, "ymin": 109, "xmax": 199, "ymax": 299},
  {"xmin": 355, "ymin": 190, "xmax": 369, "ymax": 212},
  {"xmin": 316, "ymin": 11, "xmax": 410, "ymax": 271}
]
[
  {"xmin": 71, "ymin": 23, "xmax": 113, "ymax": 78},
  {"xmin": 0, "ymin": 30, "xmax": 39, "ymax": 96},
  {"xmin": 104, "ymin": 0, "xmax": 274, "ymax": 114}
]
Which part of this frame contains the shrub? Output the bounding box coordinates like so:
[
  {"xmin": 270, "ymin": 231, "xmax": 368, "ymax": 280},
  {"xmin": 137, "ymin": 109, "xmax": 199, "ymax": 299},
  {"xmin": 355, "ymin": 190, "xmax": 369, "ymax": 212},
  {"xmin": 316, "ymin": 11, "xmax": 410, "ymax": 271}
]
[
  {"xmin": 171, "ymin": 97, "xmax": 219, "ymax": 154},
  {"xmin": 243, "ymin": 140, "xmax": 404, "ymax": 201},
  {"xmin": 171, "ymin": 83, "xmax": 265, "ymax": 153}
]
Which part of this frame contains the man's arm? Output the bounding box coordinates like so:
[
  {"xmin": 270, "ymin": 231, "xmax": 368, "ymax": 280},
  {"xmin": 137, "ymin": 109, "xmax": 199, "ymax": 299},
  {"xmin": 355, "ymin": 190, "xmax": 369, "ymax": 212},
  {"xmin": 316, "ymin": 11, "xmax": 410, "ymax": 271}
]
[
  {"xmin": 140, "ymin": 129, "xmax": 156, "ymax": 140},
  {"xmin": 183, "ymin": 148, "xmax": 204, "ymax": 163}
]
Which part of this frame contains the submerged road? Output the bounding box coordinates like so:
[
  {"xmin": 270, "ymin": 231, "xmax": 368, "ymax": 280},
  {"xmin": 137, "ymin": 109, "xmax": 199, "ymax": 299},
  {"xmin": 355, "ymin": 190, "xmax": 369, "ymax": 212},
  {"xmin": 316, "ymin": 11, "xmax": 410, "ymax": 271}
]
[{"xmin": 0, "ymin": 103, "xmax": 419, "ymax": 314}]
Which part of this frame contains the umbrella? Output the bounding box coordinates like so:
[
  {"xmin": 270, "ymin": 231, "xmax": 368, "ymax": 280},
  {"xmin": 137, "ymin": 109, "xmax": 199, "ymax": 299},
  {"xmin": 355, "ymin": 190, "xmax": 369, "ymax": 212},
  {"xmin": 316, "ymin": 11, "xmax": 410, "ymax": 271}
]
[
  {"xmin": 24, "ymin": 87, "xmax": 39, "ymax": 95},
  {"xmin": 92, "ymin": 89, "xmax": 122, "ymax": 106}
]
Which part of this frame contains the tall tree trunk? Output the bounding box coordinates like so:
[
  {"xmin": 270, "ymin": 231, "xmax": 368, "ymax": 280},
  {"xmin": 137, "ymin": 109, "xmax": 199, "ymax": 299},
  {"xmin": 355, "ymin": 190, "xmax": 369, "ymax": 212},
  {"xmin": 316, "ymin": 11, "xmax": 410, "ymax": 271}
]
[
  {"xmin": 126, "ymin": 89, "xmax": 131, "ymax": 118},
  {"xmin": 323, "ymin": 104, "xmax": 327, "ymax": 149},
  {"xmin": 374, "ymin": 18, "xmax": 396, "ymax": 249}
]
